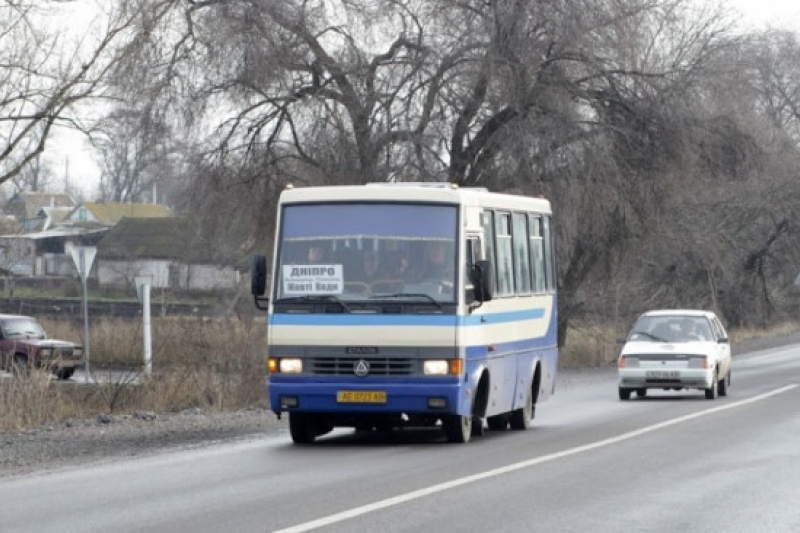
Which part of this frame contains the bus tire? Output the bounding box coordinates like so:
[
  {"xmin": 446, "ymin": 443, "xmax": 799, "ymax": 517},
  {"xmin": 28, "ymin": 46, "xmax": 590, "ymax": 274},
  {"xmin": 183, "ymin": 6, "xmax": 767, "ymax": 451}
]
[
  {"xmin": 443, "ymin": 414, "xmax": 472, "ymax": 443},
  {"xmin": 470, "ymin": 416, "xmax": 484, "ymax": 437},
  {"xmin": 509, "ymin": 388, "xmax": 533, "ymax": 430},
  {"xmin": 289, "ymin": 413, "xmax": 317, "ymax": 444}
]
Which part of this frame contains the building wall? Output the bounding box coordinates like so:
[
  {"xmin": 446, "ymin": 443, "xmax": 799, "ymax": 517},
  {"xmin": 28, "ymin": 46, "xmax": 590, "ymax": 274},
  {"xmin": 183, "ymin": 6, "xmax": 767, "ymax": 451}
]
[
  {"xmin": 98, "ymin": 259, "xmax": 238, "ymax": 290},
  {"xmin": 0, "ymin": 237, "xmax": 35, "ymax": 276},
  {"xmin": 43, "ymin": 253, "xmax": 80, "ymax": 277},
  {"xmin": 98, "ymin": 259, "xmax": 171, "ymax": 289},
  {"xmin": 173, "ymin": 263, "xmax": 240, "ymax": 291},
  {"xmin": 66, "ymin": 206, "xmax": 99, "ymax": 224}
]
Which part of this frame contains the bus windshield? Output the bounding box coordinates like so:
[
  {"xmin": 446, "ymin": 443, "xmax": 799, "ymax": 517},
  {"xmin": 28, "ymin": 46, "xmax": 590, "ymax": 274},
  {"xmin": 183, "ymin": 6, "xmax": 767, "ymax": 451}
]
[{"xmin": 275, "ymin": 203, "xmax": 458, "ymax": 302}]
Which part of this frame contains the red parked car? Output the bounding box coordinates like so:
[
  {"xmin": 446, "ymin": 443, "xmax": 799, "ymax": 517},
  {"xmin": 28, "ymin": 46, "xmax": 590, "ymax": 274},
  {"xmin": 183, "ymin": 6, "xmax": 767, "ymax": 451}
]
[{"xmin": 0, "ymin": 314, "xmax": 84, "ymax": 380}]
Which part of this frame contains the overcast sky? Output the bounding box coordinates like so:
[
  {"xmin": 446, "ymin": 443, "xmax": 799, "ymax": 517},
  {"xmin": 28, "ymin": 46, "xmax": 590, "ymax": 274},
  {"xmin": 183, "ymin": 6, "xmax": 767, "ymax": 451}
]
[{"xmin": 724, "ymin": 0, "xmax": 800, "ymax": 27}]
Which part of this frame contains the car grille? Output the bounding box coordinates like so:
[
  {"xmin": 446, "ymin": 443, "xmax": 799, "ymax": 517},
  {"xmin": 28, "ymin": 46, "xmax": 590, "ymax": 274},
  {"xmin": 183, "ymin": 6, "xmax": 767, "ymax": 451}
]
[
  {"xmin": 645, "ymin": 378, "xmax": 682, "ymax": 385},
  {"xmin": 309, "ymin": 357, "xmax": 417, "ymax": 375}
]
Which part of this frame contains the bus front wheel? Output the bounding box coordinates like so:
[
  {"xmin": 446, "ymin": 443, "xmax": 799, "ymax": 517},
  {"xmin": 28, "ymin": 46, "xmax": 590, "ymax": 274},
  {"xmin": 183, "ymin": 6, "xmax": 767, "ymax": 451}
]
[
  {"xmin": 443, "ymin": 414, "xmax": 472, "ymax": 443},
  {"xmin": 289, "ymin": 413, "xmax": 317, "ymax": 444}
]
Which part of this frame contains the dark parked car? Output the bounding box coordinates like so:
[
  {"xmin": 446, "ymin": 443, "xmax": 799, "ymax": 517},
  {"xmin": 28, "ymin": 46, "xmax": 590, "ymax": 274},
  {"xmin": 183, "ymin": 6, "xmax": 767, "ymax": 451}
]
[{"xmin": 0, "ymin": 314, "xmax": 84, "ymax": 380}]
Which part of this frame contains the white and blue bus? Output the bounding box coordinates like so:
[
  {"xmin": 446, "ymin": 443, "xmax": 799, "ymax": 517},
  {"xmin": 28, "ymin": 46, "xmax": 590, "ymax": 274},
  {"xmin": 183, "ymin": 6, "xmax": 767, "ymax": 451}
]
[{"xmin": 251, "ymin": 182, "xmax": 558, "ymax": 444}]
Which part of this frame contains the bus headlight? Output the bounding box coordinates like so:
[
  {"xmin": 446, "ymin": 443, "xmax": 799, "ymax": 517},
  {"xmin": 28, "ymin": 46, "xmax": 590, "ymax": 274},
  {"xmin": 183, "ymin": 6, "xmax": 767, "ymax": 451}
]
[
  {"xmin": 423, "ymin": 359, "xmax": 464, "ymax": 375},
  {"xmin": 423, "ymin": 360, "xmax": 449, "ymax": 375},
  {"xmin": 267, "ymin": 357, "xmax": 303, "ymax": 374},
  {"xmin": 279, "ymin": 358, "xmax": 303, "ymax": 373}
]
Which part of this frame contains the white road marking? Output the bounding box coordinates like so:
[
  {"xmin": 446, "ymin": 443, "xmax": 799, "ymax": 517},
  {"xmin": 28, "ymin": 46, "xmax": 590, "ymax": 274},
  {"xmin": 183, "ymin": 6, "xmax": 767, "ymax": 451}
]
[{"xmin": 274, "ymin": 384, "xmax": 798, "ymax": 533}]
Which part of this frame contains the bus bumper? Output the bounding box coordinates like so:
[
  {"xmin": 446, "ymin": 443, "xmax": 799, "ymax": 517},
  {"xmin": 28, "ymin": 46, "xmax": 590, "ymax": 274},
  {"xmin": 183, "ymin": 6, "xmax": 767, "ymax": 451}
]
[{"xmin": 267, "ymin": 379, "xmax": 464, "ymax": 416}]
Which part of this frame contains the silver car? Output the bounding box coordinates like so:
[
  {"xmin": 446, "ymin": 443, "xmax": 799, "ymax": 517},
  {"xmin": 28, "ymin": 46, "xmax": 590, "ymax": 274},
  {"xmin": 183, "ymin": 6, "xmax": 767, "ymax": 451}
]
[{"xmin": 617, "ymin": 310, "xmax": 732, "ymax": 400}]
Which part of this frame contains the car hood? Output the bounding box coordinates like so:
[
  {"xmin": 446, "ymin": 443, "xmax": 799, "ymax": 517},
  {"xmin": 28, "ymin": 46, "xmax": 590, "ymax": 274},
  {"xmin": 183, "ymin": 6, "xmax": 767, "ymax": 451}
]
[
  {"xmin": 27, "ymin": 339, "xmax": 81, "ymax": 349},
  {"xmin": 620, "ymin": 340, "xmax": 716, "ymax": 357}
]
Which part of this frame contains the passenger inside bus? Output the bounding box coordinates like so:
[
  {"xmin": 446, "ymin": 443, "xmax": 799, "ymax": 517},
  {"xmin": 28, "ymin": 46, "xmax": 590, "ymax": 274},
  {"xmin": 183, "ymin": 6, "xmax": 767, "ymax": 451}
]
[
  {"xmin": 361, "ymin": 251, "xmax": 382, "ymax": 282},
  {"xmin": 306, "ymin": 244, "xmax": 327, "ymax": 264},
  {"xmin": 420, "ymin": 241, "xmax": 454, "ymax": 286}
]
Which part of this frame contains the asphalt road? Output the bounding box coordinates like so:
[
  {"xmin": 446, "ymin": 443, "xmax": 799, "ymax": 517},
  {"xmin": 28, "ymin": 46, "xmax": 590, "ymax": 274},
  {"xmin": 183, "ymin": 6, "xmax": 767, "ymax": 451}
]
[{"xmin": 1, "ymin": 343, "xmax": 798, "ymax": 533}]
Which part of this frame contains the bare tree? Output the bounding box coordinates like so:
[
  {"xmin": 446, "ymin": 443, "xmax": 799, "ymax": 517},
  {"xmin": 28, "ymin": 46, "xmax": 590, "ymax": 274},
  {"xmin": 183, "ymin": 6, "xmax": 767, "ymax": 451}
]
[
  {"xmin": 110, "ymin": 0, "xmax": 800, "ymax": 333},
  {"xmin": 0, "ymin": 1, "xmax": 141, "ymax": 186},
  {"xmin": 10, "ymin": 154, "xmax": 57, "ymax": 192},
  {"xmin": 92, "ymin": 105, "xmax": 182, "ymax": 202}
]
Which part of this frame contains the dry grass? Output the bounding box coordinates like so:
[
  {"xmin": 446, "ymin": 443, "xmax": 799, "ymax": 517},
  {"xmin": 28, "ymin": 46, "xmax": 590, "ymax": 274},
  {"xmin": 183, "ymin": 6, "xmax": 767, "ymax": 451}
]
[
  {"xmin": 559, "ymin": 323, "xmax": 621, "ymax": 369},
  {"xmin": 1, "ymin": 316, "xmax": 268, "ymax": 431},
  {"xmin": 728, "ymin": 320, "xmax": 800, "ymax": 345}
]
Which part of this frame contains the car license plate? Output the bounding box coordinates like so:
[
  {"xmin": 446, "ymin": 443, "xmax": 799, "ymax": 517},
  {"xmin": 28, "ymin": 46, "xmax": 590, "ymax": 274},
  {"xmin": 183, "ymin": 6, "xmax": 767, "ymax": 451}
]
[
  {"xmin": 646, "ymin": 370, "xmax": 679, "ymax": 379},
  {"xmin": 336, "ymin": 390, "xmax": 387, "ymax": 403}
]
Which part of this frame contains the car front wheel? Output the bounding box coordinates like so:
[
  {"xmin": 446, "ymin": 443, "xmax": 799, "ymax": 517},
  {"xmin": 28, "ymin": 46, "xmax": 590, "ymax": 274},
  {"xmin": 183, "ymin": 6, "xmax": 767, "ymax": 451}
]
[
  {"xmin": 55, "ymin": 368, "xmax": 74, "ymax": 380},
  {"xmin": 705, "ymin": 371, "xmax": 718, "ymax": 400},
  {"xmin": 11, "ymin": 355, "xmax": 28, "ymax": 377},
  {"xmin": 619, "ymin": 387, "xmax": 632, "ymax": 400}
]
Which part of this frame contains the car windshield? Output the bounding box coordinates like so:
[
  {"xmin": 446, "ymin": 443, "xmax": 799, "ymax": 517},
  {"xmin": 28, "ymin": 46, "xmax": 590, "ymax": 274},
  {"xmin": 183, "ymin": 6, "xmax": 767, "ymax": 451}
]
[
  {"xmin": 275, "ymin": 202, "xmax": 458, "ymax": 303},
  {"xmin": 628, "ymin": 315, "xmax": 713, "ymax": 343},
  {"xmin": 1, "ymin": 318, "xmax": 46, "ymax": 339}
]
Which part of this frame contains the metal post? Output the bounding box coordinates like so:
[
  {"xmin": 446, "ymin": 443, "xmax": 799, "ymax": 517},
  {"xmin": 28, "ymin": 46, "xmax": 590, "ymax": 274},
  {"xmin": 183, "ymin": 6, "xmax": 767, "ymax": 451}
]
[
  {"xmin": 142, "ymin": 281, "xmax": 152, "ymax": 376},
  {"xmin": 80, "ymin": 249, "xmax": 90, "ymax": 377}
]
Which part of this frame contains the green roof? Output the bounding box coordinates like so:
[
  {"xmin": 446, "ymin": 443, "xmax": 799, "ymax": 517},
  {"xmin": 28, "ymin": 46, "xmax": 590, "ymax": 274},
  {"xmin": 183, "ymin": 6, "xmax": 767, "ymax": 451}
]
[
  {"xmin": 73, "ymin": 202, "xmax": 173, "ymax": 225},
  {"xmin": 4, "ymin": 193, "xmax": 76, "ymax": 219},
  {"xmin": 97, "ymin": 217, "xmax": 215, "ymax": 263}
]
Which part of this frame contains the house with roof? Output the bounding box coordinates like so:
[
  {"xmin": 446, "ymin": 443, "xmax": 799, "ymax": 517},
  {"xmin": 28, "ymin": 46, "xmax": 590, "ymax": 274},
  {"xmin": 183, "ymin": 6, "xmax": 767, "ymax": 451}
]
[
  {"xmin": 3, "ymin": 192, "xmax": 76, "ymax": 231},
  {"xmin": 64, "ymin": 202, "xmax": 173, "ymax": 227},
  {"xmin": 0, "ymin": 199, "xmax": 174, "ymax": 277},
  {"xmin": 96, "ymin": 217, "xmax": 239, "ymax": 291},
  {"xmin": 0, "ymin": 226, "xmax": 106, "ymax": 276}
]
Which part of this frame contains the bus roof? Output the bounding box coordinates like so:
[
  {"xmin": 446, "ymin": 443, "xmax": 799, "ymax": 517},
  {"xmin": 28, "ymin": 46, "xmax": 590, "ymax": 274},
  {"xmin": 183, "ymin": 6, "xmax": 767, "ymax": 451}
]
[{"xmin": 278, "ymin": 182, "xmax": 552, "ymax": 213}]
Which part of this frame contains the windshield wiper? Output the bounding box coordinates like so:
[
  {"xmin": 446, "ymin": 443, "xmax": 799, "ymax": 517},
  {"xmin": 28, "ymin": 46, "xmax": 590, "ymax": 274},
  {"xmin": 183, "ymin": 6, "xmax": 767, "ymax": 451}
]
[
  {"xmin": 369, "ymin": 293, "xmax": 443, "ymax": 310},
  {"xmin": 275, "ymin": 295, "xmax": 352, "ymax": 313},
  {"xmin": 631, "ymin": 331, "xmax": 667, "ymax": 342}
]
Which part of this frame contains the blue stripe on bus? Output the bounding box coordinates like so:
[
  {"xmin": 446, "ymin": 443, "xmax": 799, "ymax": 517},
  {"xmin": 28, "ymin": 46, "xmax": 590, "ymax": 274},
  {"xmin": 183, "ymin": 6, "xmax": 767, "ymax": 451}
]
[
  {"xmin": 269, "ymin": 307, "xmax": 546, "ymax": 327},
  {"xmin": 464, "ymin": 335, "xmax": 556, "ymax": 359}
]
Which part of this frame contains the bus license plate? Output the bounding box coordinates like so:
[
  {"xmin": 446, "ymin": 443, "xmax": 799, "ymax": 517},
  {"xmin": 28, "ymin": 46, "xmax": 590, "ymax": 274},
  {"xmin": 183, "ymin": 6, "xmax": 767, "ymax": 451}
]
[
  {"xmin": 646, "ymin": 370, "xmax": 679, "ymax": 379},
  {"xmin": 336, "ymin": 390, "xmax": 387, "ymax": 403}
]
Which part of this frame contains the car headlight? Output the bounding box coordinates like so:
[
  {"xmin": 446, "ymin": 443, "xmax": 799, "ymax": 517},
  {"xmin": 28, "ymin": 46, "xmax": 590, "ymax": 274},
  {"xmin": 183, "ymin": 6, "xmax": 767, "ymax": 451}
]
[
  {"xmin": 688, "ymin": 356, "xmax": 710, "ymax": 369},
  {"xmin": 39, "ymin": 347, "xmax": 53, "ymax": 358}
]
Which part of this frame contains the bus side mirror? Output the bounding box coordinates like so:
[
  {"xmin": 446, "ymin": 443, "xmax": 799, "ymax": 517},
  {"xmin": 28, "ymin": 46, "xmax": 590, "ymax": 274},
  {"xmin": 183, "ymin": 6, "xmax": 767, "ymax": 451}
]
[
  {"xmin": 251, "ymin": 255, "xmax": 269, "ymax": 310},
  {"xmin": 470, "ymin": 260, "xmax": 493, "ymax": 303}
]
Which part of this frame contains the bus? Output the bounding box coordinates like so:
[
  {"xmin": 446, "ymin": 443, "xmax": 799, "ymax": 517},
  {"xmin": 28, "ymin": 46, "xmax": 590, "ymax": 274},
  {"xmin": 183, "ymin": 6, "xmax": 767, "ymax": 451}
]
[{"xmin": 251, "ymin": 182, "xmax": 558, "ymax": 444}]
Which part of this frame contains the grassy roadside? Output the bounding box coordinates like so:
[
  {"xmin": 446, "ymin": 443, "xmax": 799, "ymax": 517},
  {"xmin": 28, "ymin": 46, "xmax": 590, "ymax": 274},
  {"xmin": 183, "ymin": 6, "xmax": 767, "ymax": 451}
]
[
  {"xmin": 1, "ymin": 316, "xmax": 268, "ymax": 431},
  {"xmin": 2, "ymin": 316, "xmax": 798, "ymax": 431}
]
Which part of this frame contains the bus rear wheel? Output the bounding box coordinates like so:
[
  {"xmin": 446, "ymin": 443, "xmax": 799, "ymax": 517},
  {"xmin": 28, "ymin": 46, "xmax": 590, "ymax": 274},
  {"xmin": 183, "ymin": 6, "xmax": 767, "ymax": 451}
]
[
  {"xmin": 443, "ymin": 414, "xmax": 472, "ymax": 443},
  {"xmin": 289, "ymin": 413, "xmax": 317, "ymax": 444},
  {"xmin": 509, "ymin": 389, "xmax": 533, "ymax": 430}
]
